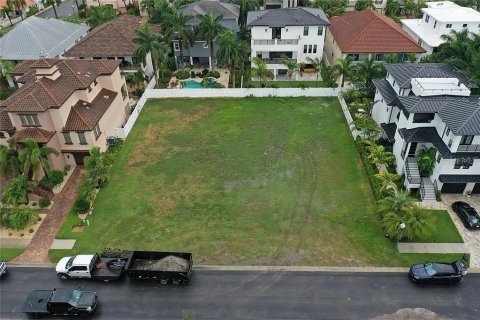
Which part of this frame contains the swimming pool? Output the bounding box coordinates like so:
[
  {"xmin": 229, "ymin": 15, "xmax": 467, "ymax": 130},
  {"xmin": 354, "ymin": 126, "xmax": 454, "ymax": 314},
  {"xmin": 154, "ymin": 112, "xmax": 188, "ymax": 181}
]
[{"xmin": 182, "ymin": 79, "xmax": 217, "ymax": 89}]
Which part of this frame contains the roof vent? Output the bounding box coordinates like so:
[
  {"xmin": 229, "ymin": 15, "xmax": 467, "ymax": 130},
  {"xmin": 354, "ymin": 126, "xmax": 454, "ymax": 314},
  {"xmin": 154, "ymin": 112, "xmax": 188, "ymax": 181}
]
[
  {"xmin": 103, "ymin": 95, "xmax": 109, "ymax": 99},
  {"xmin": 82, "ymin": 102, "xmax": 87, "ymax": 106}
]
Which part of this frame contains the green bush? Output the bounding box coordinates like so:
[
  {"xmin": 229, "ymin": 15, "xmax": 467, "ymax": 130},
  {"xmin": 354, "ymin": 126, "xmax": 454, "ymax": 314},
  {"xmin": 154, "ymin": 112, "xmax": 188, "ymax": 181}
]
[
  {"xmin": 175, "ymin": 70, "xmax": 190, "ymax": 80},
  {"xmin": 356, "ymin": 138, "xmax": 383, "ymax": 200},
  {"xmin": 244, "ymin": 82, "xmax": 255, "ymax": 88},
  {"xmin": 270, "ymin": 83, "xmax": 280, "ymax": 89},
  {"xmin": 63, "ymin": 164, "xmax": 71, "ymax": 175},
  {"xmin": 0, "ymin": 89, "xmax": 15, "ymax": 101},
  {"xmin": 8, "ymin": 207, "xmax": 38, "ymax": 231},
  {"xmin": 211, "ymin": 83, "xmax": 224, "ymax": 89},
  {"xmin": 206, "ymin": 71, "xmax": 221, "ymax": 79},
  {"xmin": 26, "ymin": 6, "xmax": 39, "ymax": 17},
  {"xmin": 132, "ymin": 88, "xmax": 145, "ymax": 97},
  {"xmin": 39, "ymin": 170, "xmax": 64, "ymax": 191},
  {"xmin": 39, "ymin": 198, "xmax": 51, "ymax": 208},
  {"xmin": 74, "ymin": 197, "xmax": 90, "ymax": 214}
]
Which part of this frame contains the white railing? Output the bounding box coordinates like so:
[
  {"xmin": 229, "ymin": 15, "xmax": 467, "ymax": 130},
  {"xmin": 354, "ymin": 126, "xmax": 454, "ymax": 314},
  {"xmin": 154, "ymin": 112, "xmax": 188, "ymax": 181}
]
[
  {"xmin": 115, "ymin": 86, "xmax": 343, "ymax": 138},
  {"xmin": 338, "ymin": 96, "xmax": 359, "ymax": 139}
]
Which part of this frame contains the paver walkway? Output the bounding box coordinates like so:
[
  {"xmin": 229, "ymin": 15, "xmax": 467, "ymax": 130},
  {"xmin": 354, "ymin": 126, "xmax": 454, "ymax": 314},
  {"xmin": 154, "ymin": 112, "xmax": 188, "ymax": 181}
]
[
  {"xmin": 397, "ymin": 243, "xmax": 469, "ymax": 254},
  {"xmin": 12, "ymin": 167, "xmax": 84, "ymax": 263}
]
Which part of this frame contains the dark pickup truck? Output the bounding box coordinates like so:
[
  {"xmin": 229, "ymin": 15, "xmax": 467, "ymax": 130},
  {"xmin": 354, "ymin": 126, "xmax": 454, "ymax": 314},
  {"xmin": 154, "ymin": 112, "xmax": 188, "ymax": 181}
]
[{"xmin": 22, "ymin": 288, "xmax": 98, "ymax": 318}]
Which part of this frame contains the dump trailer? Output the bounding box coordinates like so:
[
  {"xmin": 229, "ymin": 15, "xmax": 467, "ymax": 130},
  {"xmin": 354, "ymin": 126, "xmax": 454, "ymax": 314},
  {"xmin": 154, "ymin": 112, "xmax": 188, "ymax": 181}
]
[{"xmin": 126, "ymin": 251, "xmax": 193, "ymax": 285}]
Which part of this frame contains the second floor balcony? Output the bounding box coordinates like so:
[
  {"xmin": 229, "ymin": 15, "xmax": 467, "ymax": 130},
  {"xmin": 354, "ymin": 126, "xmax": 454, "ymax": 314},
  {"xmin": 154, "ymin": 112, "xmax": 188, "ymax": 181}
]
[{"xmin": 253, "ymin": 39, "xmax": 299, "ymax": 46}]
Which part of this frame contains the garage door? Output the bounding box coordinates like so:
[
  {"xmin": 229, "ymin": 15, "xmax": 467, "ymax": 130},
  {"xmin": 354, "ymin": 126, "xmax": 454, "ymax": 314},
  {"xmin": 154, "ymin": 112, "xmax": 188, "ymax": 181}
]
[
  {"xmin": 441, "ymin": 183, "xmax": 467, "ymax": 193},
  {"xmin": 472, "ymin": 183, "xmax": 480, "ymax": 194}
]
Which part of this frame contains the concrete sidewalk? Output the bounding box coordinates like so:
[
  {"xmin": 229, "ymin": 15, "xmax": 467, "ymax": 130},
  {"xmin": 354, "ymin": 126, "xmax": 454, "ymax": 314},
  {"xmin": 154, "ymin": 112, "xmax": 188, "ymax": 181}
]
[
  {"xmin": 397, "ymin": 242, "xmax": 469, "ymax": 254},
  {"xmin": 0, "ymin": 238, "xmax": 30, "ymax": 248}
]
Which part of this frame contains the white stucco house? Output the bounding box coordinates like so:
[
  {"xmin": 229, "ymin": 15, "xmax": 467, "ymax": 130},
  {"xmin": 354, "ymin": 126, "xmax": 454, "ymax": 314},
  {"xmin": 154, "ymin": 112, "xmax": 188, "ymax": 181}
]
[
  {"xmin": 371, "ymin": 63, "xmax": 480, "ymax": 200},
  {"xmin": 247, "ymin": 7, "xmax": 330, "ymax": 80},
  {"xmin": 401, "ymin": 1, "xmax": 480, "ymax": 56}
]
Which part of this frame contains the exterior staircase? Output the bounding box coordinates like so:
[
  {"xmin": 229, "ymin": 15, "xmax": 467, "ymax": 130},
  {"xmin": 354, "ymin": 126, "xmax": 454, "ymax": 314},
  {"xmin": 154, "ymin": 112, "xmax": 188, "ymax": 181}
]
[
  {"xmin": 420, "ymin": 178, "xmax": 437, "ymax": 202},
  {"xmin": 405, "ymin": 157, "xmax": 421, "ymax": 185}
]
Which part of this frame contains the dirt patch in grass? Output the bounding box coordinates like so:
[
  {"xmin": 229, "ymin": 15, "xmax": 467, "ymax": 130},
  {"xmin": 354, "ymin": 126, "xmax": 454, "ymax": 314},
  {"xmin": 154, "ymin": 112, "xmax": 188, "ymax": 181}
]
[{"xmin": 282, "ymin": 250, "xmax": 304, "ymax": 265}]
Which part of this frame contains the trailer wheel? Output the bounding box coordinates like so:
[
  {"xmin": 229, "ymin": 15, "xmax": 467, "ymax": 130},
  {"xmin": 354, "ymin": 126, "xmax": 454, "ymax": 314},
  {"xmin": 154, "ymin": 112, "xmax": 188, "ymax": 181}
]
[
  {"xmin": 172, "ymin": 279, "xmax": 180, "ymax": 286},
  {"xmin": 160, "ymin": 279, "xmax": 168, "ymax": 285},
  {"xmin": 103, "ymin": 279, "xmax": 111, "ymax": 283},
  {"xmin": 57, "ymin": 273, "xmax": 70, "ymax": 280}
]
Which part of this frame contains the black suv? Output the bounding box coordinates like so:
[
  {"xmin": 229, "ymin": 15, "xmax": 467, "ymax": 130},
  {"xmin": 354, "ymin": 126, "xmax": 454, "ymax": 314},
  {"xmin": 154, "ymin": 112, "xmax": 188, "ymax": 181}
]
[
  {"xmin": 409, "ymin": 261, "xmax": 467, "ymax": 285},
  {"xmin": 452, "ymin": 201, "xmax": 480, "ymax": 229}
]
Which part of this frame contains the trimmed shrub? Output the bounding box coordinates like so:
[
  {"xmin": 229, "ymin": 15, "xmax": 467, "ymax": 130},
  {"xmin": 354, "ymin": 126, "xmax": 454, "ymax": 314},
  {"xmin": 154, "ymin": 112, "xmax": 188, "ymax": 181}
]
[
  {"xmin": 74, "ymin": 197, "xmax": 90, "ymax": 214},
  {"xmin": 39, "ymin": 198, "xmax": 51, "ymax": 208},
  {"xmin": 8, "ymin": 207, "xmax": 38, "ymax": 231},
  {"xmin": 206, "ymin": 71, "xmax": 221, "ymax": 79},
  {"xmin": 64, "ymin": 164, "xmax": 72, "ymax": 176},
  {"xmin": 175, "ymin": 70, "xmax": 190, "ymax": 80},
  {"xmin": 211, "ymin": 83, "xmax": 224, "ymax": 89},
  {"xmin": 356, "ymin": 138, "xmax": 383, "ymax": 200},
  {"xmin": 270, "ymin": 83, "xmax": 279, "ymax": 89},
  {"xmin": 29, "ymin": 228, "xmax": 34, "ymax": 233},
  {"xmin": 39, "ymin": 170, "xmax": 64, "ymax": 191}
]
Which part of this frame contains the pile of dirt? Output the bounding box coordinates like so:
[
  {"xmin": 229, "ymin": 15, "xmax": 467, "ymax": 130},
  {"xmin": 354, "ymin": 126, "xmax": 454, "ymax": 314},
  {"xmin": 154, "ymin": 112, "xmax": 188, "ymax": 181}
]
[{"xmin": 132, "ymin": 256, "xmax": 189, "ymax": 272}]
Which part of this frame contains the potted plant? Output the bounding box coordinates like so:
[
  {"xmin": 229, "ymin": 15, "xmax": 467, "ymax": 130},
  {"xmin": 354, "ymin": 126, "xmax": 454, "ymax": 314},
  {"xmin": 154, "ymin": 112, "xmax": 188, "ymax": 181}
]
[{"xmin": 417, "ymin": 147, "xmax": 437, "ymax": 177}]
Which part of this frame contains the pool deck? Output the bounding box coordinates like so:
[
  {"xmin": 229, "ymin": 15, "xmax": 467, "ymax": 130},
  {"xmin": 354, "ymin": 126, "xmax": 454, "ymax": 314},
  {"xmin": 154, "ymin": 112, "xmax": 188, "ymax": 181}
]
[{"xmin": 169, "ymin": 68, "xmax": 230, "ymax": 88}]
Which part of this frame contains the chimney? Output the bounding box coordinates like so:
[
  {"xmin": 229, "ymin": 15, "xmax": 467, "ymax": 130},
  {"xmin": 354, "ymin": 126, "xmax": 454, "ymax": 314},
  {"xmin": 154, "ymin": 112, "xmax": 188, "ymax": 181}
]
[{"xmin": 36, "ymin": 65, "xmax": 61, "ymax": 81}]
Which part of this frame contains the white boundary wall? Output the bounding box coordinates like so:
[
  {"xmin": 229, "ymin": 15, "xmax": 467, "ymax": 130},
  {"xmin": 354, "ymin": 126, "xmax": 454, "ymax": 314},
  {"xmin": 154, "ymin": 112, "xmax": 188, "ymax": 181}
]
[
  {"xmin": 338, "ymin": 96, "xmax": 359, "ymax": 139},
  {"xmin": 115, "ymin": 87, "xmax": 344, "ymax": 138}
]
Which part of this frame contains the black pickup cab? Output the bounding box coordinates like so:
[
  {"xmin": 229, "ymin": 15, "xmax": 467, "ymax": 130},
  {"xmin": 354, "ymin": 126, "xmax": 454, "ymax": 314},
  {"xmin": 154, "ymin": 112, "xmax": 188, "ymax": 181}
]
[{"xmin": 22, "ymin": 288, "xmax": 98, "ymax": 318}]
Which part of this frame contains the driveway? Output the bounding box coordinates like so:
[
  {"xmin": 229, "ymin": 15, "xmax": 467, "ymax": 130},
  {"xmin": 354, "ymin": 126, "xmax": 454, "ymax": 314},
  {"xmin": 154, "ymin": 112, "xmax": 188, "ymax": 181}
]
[{"xmin": 37, "ymin": 0, "xmax": 83, "ymax": 19}]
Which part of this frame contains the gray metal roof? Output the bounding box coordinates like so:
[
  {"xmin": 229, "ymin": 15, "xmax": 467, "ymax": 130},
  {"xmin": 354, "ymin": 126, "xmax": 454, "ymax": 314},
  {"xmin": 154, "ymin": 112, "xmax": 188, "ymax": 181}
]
[
  {"xmin": 0, "ymin": 17, "xmax": 89, "ymax": 61},
  {"xmin": 398, "ymin": 127, "xmax": 480, "ymax": 159},
  {"xmin": 180, "ymin": 0, "xmax": 239, "ymax": 28},
  {"xmin": 393, "ymin": 96, "xmax": 480, "ymax": 135},
  {"xmin": 380, "ymin": 123, "xmax": 397, "ymax": 142},
  {"xmin": 247, "ymin": 7, "xmax": 329, "ymax": 28},
  {"xmin": 373, "ymin": 79, "xmax": 398, "ymax": 105},
  {"xmin": 384, "ymin": 63, "xmax": 478, "ymax": 89},
  {"xmin": 439, "ymin": 175, "xmax": 480, "ymax": 183}
]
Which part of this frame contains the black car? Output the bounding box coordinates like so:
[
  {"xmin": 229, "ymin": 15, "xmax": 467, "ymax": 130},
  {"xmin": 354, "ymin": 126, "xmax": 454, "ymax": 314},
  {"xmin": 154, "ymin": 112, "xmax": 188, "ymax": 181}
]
[
  {"xmin": 451, "ymin": 201, "xmax": 480, "ymax": 229},
  {"xmin": 409, "ymin": 261, "xmax": 467, "ymax": 285}
]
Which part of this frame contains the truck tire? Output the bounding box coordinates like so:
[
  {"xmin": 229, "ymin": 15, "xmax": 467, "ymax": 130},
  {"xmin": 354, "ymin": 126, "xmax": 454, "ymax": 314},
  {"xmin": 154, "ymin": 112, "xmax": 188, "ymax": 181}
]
[
  {"xmin": 160, "ymin": 279, "xmax": 168, "ymax": 285},
  {"xmin": 172, "ymin": 279, "xmax": 180, "ymax": 285},
  {"xmin": 57, "ymin": 273, "xmax": 70, "ymax": 280}
]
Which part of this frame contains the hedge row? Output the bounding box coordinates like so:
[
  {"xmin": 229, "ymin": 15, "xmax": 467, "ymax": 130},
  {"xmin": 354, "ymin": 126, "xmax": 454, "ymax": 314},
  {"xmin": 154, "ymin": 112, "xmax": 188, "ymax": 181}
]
[{"xmin": 355, "ymin": 138, "xmax": 383, "ymax": 201}]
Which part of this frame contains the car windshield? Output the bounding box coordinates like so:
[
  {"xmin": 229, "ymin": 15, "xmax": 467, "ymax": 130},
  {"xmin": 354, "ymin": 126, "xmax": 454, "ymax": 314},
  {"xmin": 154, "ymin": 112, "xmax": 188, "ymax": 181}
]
[
  {"xmin": 424, "ymin": 263, "xmax": 437, "ymax": 276},
  {"xmin": 66, "ymin": 257, "xmax": 75, "ymax": 269},
  {"xmin": 471, "ymin": 218, "xmax": 479, "ymax": 224},
  {"xmin": 68, "ymin": 290, "xmax": 83, "ymax": 306}
]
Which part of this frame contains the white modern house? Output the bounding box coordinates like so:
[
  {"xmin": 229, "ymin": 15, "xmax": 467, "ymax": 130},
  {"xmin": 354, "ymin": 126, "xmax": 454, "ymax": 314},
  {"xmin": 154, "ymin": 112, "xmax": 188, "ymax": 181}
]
[
  {"xmin": 401, "ymin": 1, "xmax": 480, "ymax": 55},
  {"xmin": 247, "ymin": 7, "xmax": 330, "ymax": 80},
  {"xmin": 371, "ymin": 63, "xmax": 480, "ymax": 200},
  {"xmin": 262, "ymin": 0, "xmax": 298, "ymax": 10}
]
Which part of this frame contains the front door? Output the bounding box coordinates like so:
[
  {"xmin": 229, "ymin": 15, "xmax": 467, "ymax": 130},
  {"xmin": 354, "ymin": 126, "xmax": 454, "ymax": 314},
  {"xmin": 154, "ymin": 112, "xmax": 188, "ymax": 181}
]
[{"xmin": 408, "ymin": 142, "xmax": 418, "ymax": 157}]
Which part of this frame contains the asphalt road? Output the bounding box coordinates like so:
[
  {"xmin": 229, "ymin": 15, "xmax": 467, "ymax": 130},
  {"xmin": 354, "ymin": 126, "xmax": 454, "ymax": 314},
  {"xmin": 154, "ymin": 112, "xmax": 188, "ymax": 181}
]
[
  {"xmin": 37, "ymin": 0, "xmax": 83, "ymax": 19},
  {"xmin": 1, "ymin": 267, "xmax": 479, "ymax": 319}
]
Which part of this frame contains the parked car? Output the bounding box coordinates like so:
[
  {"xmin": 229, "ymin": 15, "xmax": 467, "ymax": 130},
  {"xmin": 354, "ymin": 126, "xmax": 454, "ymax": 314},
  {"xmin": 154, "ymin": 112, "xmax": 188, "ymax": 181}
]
[
  {"xmin": 451, "ymin": 201, "xmax": 480, "ymax": 229},
  {"xmin": 409, "ymin": 261, "xmax": 467, "ymax": 285},
  {"xmin": 0, "ymin": 260, "xmax": 6, "ymax": 278},
  {"xmin": 22, "ymin": 288, "xmax": 98, "ymax": 318}
]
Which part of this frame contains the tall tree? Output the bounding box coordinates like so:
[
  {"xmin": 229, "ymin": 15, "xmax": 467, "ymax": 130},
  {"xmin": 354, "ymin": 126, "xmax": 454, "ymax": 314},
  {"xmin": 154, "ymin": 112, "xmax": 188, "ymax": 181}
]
[
  {"xmin": 42, "ymin": 0, "xmax": 60, "ymax": 19},
  {"xmin": 0, "ymin": 140, "xmax": 20, "ymax": 179},
  {"xmin": 333, "ymin": 57, "xmax": 352, "ymax": 87},
  {"xmin": 195, "ymin": 12, "xmax": 224, "ymax": 72},
  {"xmin": 133, "ymin": 23, "xmax": 171, "ymax": 82},
  {"xmin": 8, "ymin": 0, "xmax": 26, "ymax": 20},
  {"xmin": 306, "ymin": 57, "xmax": 322, "ymax": 87},
  {"xmin": 367, "ymin": 144, "xmax": 395, "ymax": 167},
  {"xmin": 148, "ymin": 0, "xmax": 173, "ymax": 26},
  {"xmin": 356, "ymin": 56, "xmax": 384, "ymax": 96},
  {"xmin": 165, "ymin": 9, "xmax": 193, "ymax": 70},
  {"xmin": 1, "ymin": 5, "xmax": 14, "ymax": 26},
  {"xmin": 0, "ymin": 57, "xmax": 15, "ymax": 88},
  {"xmin": 216, "ymin": 31, "xmax": 249, "ymax": 88},
  {"xmin": 2, "ymin": 175, "xmax": 35, "ymax": 206},
  {"xmin": 377, "ymin": 189, "xmax": 416, "ymax": 217},
  {"xmin": 18, "ymin": 139, "xmax": 59, "ymax": 182},
  {"xmin": 250, "ymin": 56, "xmax": 273, "ymax": 87},
  {"xmin": 233, "ymin": 0, "xmax": 258, "ymax": 30},
  {"xmin": 281, "ymin": 54, "xmax": 301, "ymax": 85},
  {"xmin": 86, "ymin": 4, "xmax": 117, "ymax": 29},
  {"xmin": 355, "ymin": 0, "xmax": 374, "ymax": 10},
  {"xmin": 307, "ymin": 0, "xmax": 348, "ymax": 17},
  {"xmin": 84, "ymin": 147, "xmax": 108, "ymax": 188},
  {"xmin": 385, "ymin": 0, "xmax": 400, "ymax": 17}
]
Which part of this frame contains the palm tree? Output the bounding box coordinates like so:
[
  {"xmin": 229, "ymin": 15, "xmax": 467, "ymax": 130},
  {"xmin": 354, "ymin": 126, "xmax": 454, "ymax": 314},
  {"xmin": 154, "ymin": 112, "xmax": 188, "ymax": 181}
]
[
  {"xmin": 353, "ymin": 116, "xmax": 381, "ymax": 140},
  {"xmin": 416, "ymin": 147, "xmax": 437, "ymax": 177},
  {"xmin": 377, "ymin": 189, "xmax": 416, "ymax": 217},
  {"xmin": 357, "ymin": 56, "xmax": 384, "ymax": 96},
  {"xmin": 233, "ymin": 0, "xmax": 258, "ymax": 30},
  {"xmin": 216, "ymin": 31, "xmax": 249, "ymax": 88},
  {"xmin": 18, "ymin": 139, "xmax": 59, "ymax": 182},
  {"xmin": 133, "ymin": 23, "xmax": 171, "ymax": 82},
  {"xmin": 165, "ymin": 9, "xmax": 193, "ymax": 70},
  {"xmin": 308, "ymin": 0, "xmax": 348, "ymax": 17},
  {"xmin": 366, "ymin": 144, "xmax": 395, "ymax": 167},
  {"xmin": 0, "ymin": 140, "xmax": 20, "ymax": 179},
  {"xmin": 86, "ymin": 4, "xmax": 117, "ymax": 29},
  {"xmin": 195, "ymin": 12, "xmax": 224, "ymax": 72},
  {"xmin": 374, "ymin": 172, "xmax": 400, "ymax": 195},
  {"xmin": 1, "ymin": 5, "xmax": 14, "ymax": 26},
  {"xmin": 84, "ymin": 147, "xmax": 108, "ymax": 188},
  {"xmin": 333, "ymin": 57, "xmax": 352, "ymax": 87},
  {"xmin": 354, "ymin": 0, "xmax": 374, "ymax": 10},
  {"xmin": 42, "ymin": 0, "xmax": 59, "ymax": 19},
  {"xmin": 382, "ymin": 206, "xmax": 435, "ymax": 242},
  {"xmin": 0, "ymin": 57, "xmax": 14, "ymax": 88},
  {"xmin": 385, "ymin": 0, "xmax": 400, "ymax": 17},
  {"xmin": 250, "ymin": 56, "xmax": 273, "ymax": 87},
  {"xmin": 280, "ymin": 54, "xmax": 300, "ymax": 85},
  {"xmin": 306, "ymin": 57, "xmax": 322, "ymax": 87},
  {"xmin": 438, "ymin": 29, "xmax": 473, "ymax": 71},
  {"xmin": 8, "ymin": 0, "xmax": 26, "ymax": 20},
  {"xmin": 148, "ymin": 0, "xmax": 172, "ymax": 25},
  {"xmin": 127, "ymin": 68, "xmax": 146, "ymax": 89},
  {"xmin": 140, "ymin": 0, "xmax": 155, "ymax": 17},
  {"xmin": 2, "ymin": 175, "xmax": 35, "ymax": 206}
]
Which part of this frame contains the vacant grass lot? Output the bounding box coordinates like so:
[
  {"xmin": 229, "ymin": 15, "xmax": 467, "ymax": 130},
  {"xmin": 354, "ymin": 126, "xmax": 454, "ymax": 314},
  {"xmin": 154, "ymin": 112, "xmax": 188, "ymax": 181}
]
[{"xmin": 51, "ymin": 97, "xmax": 465, "ymax": 266}]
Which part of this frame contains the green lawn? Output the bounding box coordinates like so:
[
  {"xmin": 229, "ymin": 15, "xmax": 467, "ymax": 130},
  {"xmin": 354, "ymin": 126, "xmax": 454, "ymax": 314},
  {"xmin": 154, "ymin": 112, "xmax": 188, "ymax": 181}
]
[
  {"xmin": 251, "ymin": 81, "xmax": 327, "ymax": 88},
  {"xmin": 0, "ymin": 248, "xmax": 23, "ymax": 261},
  {"xmin": 51, "ymin": 97, "xmax": 465, "ymax": 266},
  {"xmin": 409, "ymin": 210, "xmax": 464, "ymax": 243}
]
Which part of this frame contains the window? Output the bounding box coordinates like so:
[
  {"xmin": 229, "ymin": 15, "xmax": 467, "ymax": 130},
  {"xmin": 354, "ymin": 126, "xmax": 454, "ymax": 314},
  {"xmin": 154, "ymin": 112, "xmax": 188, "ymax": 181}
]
[
  {"xmin": 463, "ymin": 24, "xmax": 467, "ymax": 28},
  {"xmin": 446, "ymin": 128, "xmax": 450, "ymax": 136},
  {"xmin": 375, "ymin": 53, "xmax": 384, "ymax": 61},
  {"xmin": 448, "ymin": 139, "xmax": 453, "ymax": 148},
  {"xmin": 313, "ymin": 45, "xmax": 317, "ymax": 54},
  {"xmin": 433, "ymin": 21, "xmax": 437, "ymax": 28},
  {"xmin": 460, "ymin": 135, "xmax": 474, "ymax": 145},
  {"xmin": 0, "ymin": 132, "xmax": 5, "ymax": 138},
  {"xmin": 78, "ymin": 132, "xmax": 87, "ymax": 145},
  {"xmin": 413, "ymin": 113, "xmax": 435, "ymax": 123},
  {"xmin": 303, "ymin": 45, "xmax": 307, "ymax": 53},
  {"xmin": 392, "ymin": 80, "xmax": 396, "ymax": 87},
  {"xmin": 317, "ymin": 26, "xmax": 323, "ymax": 36},
  {"xmin": 454, "ymin": 158, "xmax": 474, "ymax": 169},
  {"xmin": 308, "ymin": 45, "xmax": 312, "ymax": 53},
  {"xmin": 272, "ymin": 27, "xmax": 282, "ymax": 39},
  {"xmin": 174, "ymin": 42, "xmax": 180, "ymax": 51},
  {"xmin": 425, "ymin": 15, "xmax": 429, "ymax": 23},
  {"xmin": 63, "ymin": 132, "xmax": 72, "ymax": 145},
  {"xmin": 203, "ymin": 43, "xmax": 209, "ymax": 48},
  {"xmin": 454, "ymin": 158, "xmax": 462, "ymax": 169},
  {"xmin": 436, "ymin": 153, "xmax": 442, "ymax": 163},
  {"xmin": 93, "ymin": 124, "xmax": 101, "ymax": 140},
  {"xmin": 346, "ymin": 54, "xmax": 359, "ymax": 61},
  {"xmin": 20, "ymin": 114, "xmax": 40, "ymax": 126},
  {"xmin": 446, "ymin": 24, "xmax": 452, "ymax": 28},
  {"xmin": 303, "ymin": 26, "xmax": 309, "ymax": 36}
]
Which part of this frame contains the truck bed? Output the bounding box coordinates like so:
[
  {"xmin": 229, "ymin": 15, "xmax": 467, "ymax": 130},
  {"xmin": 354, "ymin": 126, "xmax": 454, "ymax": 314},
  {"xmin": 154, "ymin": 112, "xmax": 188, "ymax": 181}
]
[
  {"xmin": 91, "ymin": 257, "xmax": 126, "ymax": 280},
  {"xmin": 22, "ymin": 290, "xmax": 51, "ymax": 313}
]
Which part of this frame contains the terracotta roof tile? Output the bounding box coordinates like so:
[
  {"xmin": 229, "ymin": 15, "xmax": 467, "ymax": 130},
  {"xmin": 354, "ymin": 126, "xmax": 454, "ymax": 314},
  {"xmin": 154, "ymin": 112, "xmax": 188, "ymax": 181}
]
[
  {"xmin": 10, "ymin": 127, "xmax": 55, "ymax": 143},
  {"xmin": 64, "ymin": 15, "xmax": 159, "ymax": 58},
  {"xmin": 329, "ymin": 9, "xmax": 426, "ymax": 54},
  {"xmin": 64, "ymin": 88, "xmax": 119, "ymax": 131},
  {"xmin": 30, "ymin": 59, "xmax": 58, "ymax": 68},
  {"xmin": 0, "ymin": 107, "xmax": 14, "ymax": 132}
]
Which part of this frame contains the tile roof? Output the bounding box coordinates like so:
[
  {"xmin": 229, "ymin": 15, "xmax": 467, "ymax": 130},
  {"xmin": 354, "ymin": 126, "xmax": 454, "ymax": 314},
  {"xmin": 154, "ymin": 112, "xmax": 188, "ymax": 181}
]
[
  {"xmin": 328, "ymin": 9, "xmax": 425, "ymax": 53},
  {"xmin": 380, "ymin": 123, "xmax": 397, "ymax": 142},
  {"xmin": 0, "ymin": 107, "xmax": 14, "ymax": 132},
  {"xmin": 1, "ymin": 59, "xmax": 120, "ymax": 112},
  {"xmin": 64, "ymin": 89, "xmax": 118, "ymax": 131},
  {"xmin": 64, "ymin": 15, "xmax": 157, "ymax": 58},
  {"xmin": 247, "ymin": 7, "xmax": 329, "ymax": 27},
  {"xmin": 180, "ymin": 0, "xmax": 240, "ymax": 26},
  {"xmin": 373, "ymin": 79, "xmax": 398, "ymax": 104},
  {"xmin": 10, "ymin": 127, "xmax": 55, "ymax": 143},
  {"xmin": 384, "ymin": 63, "xmax": 478, "ymax": 89},
  {"xmin": 0, "ymin": 16, "xmax": 89, "ymax": 60}
]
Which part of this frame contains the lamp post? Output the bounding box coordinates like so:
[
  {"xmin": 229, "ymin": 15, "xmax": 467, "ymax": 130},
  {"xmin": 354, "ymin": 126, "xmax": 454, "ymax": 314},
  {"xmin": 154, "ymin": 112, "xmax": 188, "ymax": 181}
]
[{"xmin": 399, "ymin": 222, "xmax": 406, "ymax": 242}]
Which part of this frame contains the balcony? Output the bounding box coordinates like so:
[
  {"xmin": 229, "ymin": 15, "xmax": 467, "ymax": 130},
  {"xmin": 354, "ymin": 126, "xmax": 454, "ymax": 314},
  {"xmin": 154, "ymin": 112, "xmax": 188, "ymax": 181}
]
[
  {"xmin": 457, "ymin": 144, "xmax": 480, "ymax": 153},
  {"xmin": 253, "ymin": 39, "xmax": 299, "ymax": 46},
  {"xmin": 262, "ymin": 58, "xmax": 284, "ymax": 64}
]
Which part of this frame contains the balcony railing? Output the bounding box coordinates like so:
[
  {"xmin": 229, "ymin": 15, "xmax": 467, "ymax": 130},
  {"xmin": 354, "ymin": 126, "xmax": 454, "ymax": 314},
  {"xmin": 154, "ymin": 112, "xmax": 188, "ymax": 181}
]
[
  {"xmin": 262, "ymin": 58, "xmax": 284, "ymax": 64},
  {"xmin": 254, "ymin": 39, "xmax": 299, "ymax": 46},
  {"xmin": 457, "ymin": 144, "xmax": 480, "ymax": 153}
]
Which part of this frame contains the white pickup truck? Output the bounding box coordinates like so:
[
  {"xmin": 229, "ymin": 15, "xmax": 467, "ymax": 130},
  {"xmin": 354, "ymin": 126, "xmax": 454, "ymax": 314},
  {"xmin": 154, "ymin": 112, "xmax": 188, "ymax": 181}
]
[{"xmin": 56, "ymin": 253, "xmax": 127, "ymax": 281}]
